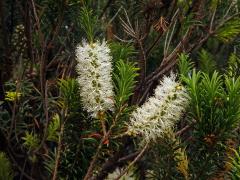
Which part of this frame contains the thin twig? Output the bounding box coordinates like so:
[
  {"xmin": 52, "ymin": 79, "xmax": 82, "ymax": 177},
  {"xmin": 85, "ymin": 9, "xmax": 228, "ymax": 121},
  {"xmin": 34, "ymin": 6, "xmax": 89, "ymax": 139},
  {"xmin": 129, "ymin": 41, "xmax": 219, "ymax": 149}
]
[
  {"xmin": 215, "ymin": 12, "xmax": 240, "ymax": 30},
  {"xmin": 100, "ymin": 112, "xmax": 107, "ymax": 137},
  {"xmin": 209, "ymin": 7, "xmax": 217, "ymax": 32},
  {"xmin": 146, "ymin": 33, "xmax": 162, "ymax": 56},
  {"xmin": 83, "ymin": 132, "xmax": 110, "ymax": 180},
  {"xmin": 28, "ymin": 0, "xmax": 44, "ymax": 47},
  {"xmin": 138, "ymin": 39, "xmax": 147, "ymax": 80},
  {"xmin": 114, "ymin": 143, "xmax": 149, "ymax": 180},
  {"xmin": 223, "ymin": 1, "xmax": 235, "ymax": 20},
  {"xmin": 52, "ymin": 117, "xmax": 66, "ymax": 180},
  {"xmin": 107, "ymin": 6, "xmax": 122, "ymax": 25},
  {"xmin": 164, "ymin": 20, "xmax": 177, "ymax": 57},
  {"xmin": 83, "ymin": 105, "xmax": 126, "ymax": 179},
  {"xmin": 175, "ymin": 120, "xmax": 197, "ymax": 136},
  {"xmin": 117, "ymin": 151, "xmax": 140, "ymax": 163},
  {"xmin": 34, "ymin": 81, "xmax": 49, "ymax": 153}
]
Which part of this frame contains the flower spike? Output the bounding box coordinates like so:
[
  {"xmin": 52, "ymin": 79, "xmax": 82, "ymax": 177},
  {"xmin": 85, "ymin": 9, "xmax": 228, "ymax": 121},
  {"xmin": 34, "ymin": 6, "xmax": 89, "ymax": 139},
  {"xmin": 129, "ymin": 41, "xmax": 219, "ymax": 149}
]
[
  {"xmin": 128, "ymin": 74, "xmax": 189, "ymax": 142},
  {"xmin": 76, "ymin": 40, "xmax": 114, "ymax": 118}
]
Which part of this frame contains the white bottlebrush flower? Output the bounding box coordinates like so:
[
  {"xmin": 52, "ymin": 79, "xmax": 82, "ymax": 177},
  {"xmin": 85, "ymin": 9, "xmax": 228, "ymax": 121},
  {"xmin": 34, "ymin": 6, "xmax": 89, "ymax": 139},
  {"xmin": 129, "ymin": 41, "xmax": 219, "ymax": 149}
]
[
  {"xmin": 76, "ymin": 40, "xmax": 114, "ymax": 118},
  {"xmin": 127, "ymin": 74, "xmax": 189, "ymax": 142}
]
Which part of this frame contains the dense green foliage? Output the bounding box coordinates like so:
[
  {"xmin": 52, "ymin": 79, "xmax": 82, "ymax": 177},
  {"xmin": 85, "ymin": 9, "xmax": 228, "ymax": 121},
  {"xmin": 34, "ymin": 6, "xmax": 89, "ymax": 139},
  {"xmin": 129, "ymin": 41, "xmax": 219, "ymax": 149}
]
[{"xmin": 2, "ymin": 0, "xmax": 240, "ymax": 179}]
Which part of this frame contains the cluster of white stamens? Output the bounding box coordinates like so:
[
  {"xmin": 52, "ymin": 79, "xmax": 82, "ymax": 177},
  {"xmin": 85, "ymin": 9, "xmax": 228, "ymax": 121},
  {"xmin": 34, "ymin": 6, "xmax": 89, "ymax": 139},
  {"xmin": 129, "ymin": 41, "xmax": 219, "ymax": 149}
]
[
  {"xmin": 76, "ymin": 40, "xmax": 114, "ymax": 118},
  {"xmin": 128, "ymin": 74, "xmax": 189, "ymax": 142}
]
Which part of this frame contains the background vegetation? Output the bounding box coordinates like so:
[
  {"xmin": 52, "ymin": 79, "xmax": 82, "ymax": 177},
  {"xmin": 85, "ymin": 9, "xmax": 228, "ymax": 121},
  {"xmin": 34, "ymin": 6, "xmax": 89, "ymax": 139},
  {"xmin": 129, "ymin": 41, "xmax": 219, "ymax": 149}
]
[{"xmin": 1, "ymin": 0, "xmax": 240, "ymax": 179}]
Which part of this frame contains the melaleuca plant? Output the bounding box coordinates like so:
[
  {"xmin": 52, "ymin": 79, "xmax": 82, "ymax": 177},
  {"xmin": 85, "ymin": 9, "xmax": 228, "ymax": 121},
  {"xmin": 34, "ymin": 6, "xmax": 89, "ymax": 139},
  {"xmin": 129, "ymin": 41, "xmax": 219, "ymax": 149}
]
[
  {"xmin": 72, "ymin": 6, "xmax": 191, "ymax": 179},
  {"xmin": 75, "ymin": 39, "xmax": 140, "ymax": 179},
  {"xmin": 181, "ymin": 63, "xmax": 240, "ymax": 141},
  {"xmin": 76, "ymin": 46, "xmax": 189, "ymax": 179},
  {"xmin": 56, "ymin": 78, "xmax": 97, "ymax": 179},
  {"xmin": 4, "ymin": 1, "xmax": 240, "ymax": 179},
  {"xmin": 178, "ymin": 53, "xmax": 240, "ymax": 179}
]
